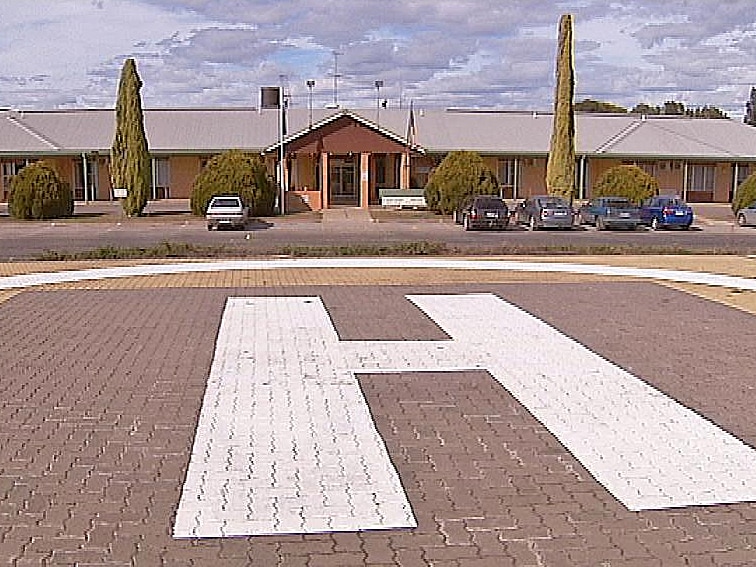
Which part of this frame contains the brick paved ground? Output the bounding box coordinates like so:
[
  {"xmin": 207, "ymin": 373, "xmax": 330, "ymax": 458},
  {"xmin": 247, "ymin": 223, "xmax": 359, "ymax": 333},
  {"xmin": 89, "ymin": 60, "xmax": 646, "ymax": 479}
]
[{"xmin": 1, "ymin": 268, "xmax": 756, "ymax": 565}]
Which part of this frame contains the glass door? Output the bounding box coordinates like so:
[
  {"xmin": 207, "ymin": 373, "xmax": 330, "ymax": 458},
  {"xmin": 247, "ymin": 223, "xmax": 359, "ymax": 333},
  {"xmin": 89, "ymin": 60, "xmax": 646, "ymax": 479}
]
[{"xmin": 330, "ymin": 156, "xmax": 359, "ymax": 205}]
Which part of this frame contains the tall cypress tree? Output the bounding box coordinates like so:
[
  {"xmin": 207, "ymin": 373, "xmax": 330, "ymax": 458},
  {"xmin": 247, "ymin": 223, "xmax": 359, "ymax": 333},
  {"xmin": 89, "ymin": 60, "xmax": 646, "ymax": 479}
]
[
  {"xmin": 111, "ymin": 58, "xmax": 150, "ymax": 216},
  {"xmin": 546, "ymin": 14, "xmax": 576, "ymax": 200}
]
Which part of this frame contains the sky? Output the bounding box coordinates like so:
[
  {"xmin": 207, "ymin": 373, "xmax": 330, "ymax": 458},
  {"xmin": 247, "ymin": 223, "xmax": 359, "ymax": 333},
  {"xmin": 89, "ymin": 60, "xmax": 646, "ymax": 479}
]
[{"xmin": 2, "ymin": 0, "xmax": 756, "ymax": 117}]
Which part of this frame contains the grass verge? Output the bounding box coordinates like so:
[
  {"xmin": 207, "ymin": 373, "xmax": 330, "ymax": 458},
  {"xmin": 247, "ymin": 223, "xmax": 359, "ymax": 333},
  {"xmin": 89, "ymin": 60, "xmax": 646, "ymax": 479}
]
[
  {"xmin": 31, "ymin": 240, "xmax": 749, "ymax": 261},
  {"xmin": 37, "ymin": 242, "xmax": 227, "ymax": 261}
]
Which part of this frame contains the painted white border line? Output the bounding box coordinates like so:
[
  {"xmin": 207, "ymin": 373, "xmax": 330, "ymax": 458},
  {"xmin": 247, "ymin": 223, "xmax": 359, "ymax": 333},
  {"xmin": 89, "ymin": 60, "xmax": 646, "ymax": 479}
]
[{"xmin": 2, "ymin": 257, "xmax": 756, "ymax": 291}]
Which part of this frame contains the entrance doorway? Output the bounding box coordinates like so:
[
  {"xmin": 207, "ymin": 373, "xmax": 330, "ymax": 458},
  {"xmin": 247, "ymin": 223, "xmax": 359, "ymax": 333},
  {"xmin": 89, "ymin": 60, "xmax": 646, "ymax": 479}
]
[{"xmin": 330, "ymin": 156, "xmax": 359, "ymax": 206}]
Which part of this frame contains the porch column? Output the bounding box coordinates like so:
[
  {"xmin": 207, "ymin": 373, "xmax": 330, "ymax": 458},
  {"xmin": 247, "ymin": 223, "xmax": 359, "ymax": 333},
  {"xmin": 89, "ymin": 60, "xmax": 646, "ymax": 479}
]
[
  {"xmin": 733, "ymin": 163, "xmax": 739, "ymax": 203},
  {"xmin": 320, "ymin": 152, "xmax": 330, "ymax": 209},
  {"xmin": 579, "ymin": 155, "xmax": 587, "ymax": 200},
  {"xmin": 513, "ymin": 157, "xmax": 520, "ymax": 199},
  {"xmin": 400, "ymin": 152, "xmax": 410, "ymax": 190},
  {"xmin": 151, "ymin": 157, "xmax": 157, "ymax": 200},
  {"xmin": 360, "ymin": 152, "xmax": 370, "ymax": 209},
  {"xmin": 81, "ymin": 153, "xmax": 89, "ymax": 202}
]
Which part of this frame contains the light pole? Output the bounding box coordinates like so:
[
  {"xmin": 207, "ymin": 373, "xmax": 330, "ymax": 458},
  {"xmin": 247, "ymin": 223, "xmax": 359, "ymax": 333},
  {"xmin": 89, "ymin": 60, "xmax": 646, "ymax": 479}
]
[
  {"xmin": 277, "ymin": 78, "xmax": 287, "ymax": 216},
  {"xmin": 375, "ymin": 80, "xmax": 384, "ymax": 125},
  {"xmin": 307, "ymin": 80, "xmax": 315, "ymax": 128}
]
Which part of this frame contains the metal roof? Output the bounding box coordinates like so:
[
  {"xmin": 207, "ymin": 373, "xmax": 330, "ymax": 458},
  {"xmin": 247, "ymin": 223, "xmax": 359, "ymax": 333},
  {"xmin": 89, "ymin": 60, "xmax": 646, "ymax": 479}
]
[{"xmin": 3, "ymin": 107, "xmax": 756, "ymax": 161}]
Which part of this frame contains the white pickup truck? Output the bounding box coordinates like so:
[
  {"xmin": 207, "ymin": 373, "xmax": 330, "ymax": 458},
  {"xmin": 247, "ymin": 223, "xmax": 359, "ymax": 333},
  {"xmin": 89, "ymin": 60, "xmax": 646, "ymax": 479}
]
[{"xmin": 205, "ymin": 196, "xmax": 249, "ymax": 230}]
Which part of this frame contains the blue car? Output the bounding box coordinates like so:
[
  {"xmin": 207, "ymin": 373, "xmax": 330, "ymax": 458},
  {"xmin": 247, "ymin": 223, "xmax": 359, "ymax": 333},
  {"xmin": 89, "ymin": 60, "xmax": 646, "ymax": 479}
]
[
  {"xmin": 577, "ymin": 196, "xmax": 641, "ymax": 230},
  {"xmin": 640, "ymin": 195, "xmax": 694, "ymax": 230}
]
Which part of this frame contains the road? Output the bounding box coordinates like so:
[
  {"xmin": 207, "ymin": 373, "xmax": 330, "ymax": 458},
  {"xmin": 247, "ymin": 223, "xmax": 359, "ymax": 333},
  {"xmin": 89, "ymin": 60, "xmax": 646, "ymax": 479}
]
[{"xmin": 0, "ymin": 200, "xmax": 754, "ymax": 259}]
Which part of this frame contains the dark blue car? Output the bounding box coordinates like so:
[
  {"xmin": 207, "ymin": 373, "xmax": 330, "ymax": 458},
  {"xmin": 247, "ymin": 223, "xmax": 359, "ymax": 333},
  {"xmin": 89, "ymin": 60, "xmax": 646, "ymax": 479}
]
[
  {"xmin": 577, "ymin": 196, "xmax": 641, "ymax": 230},
  {"xmin": 640, "ymin": 195, "xmax": 694, "ymax": 230}
]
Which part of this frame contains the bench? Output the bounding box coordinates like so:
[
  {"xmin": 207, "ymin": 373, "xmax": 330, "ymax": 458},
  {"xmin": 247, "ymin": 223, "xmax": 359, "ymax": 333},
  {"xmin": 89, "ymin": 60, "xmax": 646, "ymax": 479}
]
[{"xmin": 379, "ymin": 189, "xmax": 427, "ymax": 209}]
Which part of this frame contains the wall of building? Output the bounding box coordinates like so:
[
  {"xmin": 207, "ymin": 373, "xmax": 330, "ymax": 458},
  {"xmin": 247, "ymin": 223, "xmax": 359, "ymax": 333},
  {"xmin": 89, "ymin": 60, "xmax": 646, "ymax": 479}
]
[
  {"xmin": 290, "ymin": 154, "xmax": 318, "ymax": 192},
  {"xmin": 583, "ymin": 158, "xmax": 733, "ymax": 203},
  {"xmin": 0, "ymin": 151, "xmax": 743, "ymax": 205},
  {"xmin": 520, "ymin": 158, "xmax": 548, "ymax": 196},
  {"xmin": 96, "ymin": 157, "xmax": 110, "ymax": 200},
  {"xmin": 168, "ymin": 156, "xmax": 202, "ymax": 199}
]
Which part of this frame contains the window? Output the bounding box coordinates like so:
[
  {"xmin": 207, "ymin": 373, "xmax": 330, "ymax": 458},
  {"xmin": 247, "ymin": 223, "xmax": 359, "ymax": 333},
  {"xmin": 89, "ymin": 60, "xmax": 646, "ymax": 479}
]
[
  {"xmin": 636, "ymin": 162, "xmax": 657, "ymax": 177},
  {"xmin": 621, "ymin": 160, "xmax": 657, "ymax": 177},
  {"xmin": 152, "ymin": 157, "xmax": 170, "ymax": 199},
  {"xmin": 374, "ymin": 154, "xmax": 386, "ymax": 186},
  {"xmin": 498, "ymin": 159, "xmax": 521, "ymax": 198},
  {"xmin": 73, "ymin": 157, "xmax": 99, "ymax": 201},
  {"xmin": 1, "ymin": 159, "xmax": 34, "ymax": 201},
  {"xmin": 499, "ymin": 159, "xmax": 515, "ymax": 187},
  {"xmin": 736, "ymin": 164, "xmax": 752, "ymax": 188},
  {"xmin": 687, "ymin": 164, "xmax": 715, "ymax": 192}
]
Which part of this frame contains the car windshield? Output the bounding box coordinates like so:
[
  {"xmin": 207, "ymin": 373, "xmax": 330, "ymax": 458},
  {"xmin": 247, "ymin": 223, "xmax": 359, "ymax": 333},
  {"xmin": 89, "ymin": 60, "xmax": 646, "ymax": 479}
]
[
  {"xmin": 475, "ymin": 197, "xmax": 505, "ymax": 208},
  {"xmin": 606, "ymin": 200, "xmax": 635, "ymax": 208},
  {"xmin": 211, "ymin": 198, "xmax": 241, "ymax": 207}
]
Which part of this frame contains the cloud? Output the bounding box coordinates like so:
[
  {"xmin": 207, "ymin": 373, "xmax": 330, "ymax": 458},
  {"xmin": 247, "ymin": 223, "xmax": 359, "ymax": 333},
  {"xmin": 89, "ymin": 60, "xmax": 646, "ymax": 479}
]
[{"xmin": 0, "ymin": 0, "xmax": 754, "ymax": 116}]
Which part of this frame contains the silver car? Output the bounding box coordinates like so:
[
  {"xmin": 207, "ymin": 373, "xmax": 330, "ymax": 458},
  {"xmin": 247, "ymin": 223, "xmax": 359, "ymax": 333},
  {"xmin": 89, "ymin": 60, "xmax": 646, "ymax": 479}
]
[
  {"xmin": 514, "ymin": 195, "xmax": 575, "ymax": 230},
  {"xmin": 736, "ymin": 202, "xmax": 756, "ymax": 227}
]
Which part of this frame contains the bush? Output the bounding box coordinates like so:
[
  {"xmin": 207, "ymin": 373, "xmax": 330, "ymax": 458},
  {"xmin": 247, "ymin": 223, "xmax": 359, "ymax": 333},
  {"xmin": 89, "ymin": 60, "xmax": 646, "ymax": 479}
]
[
  {"xmin": 592, "ymin": 165, "xmax": 658, "ymax": 204},
  {"xmin": 424, "ymin": 151, "xmax": 499, "ymax": 214},
  {"xmin": 190, "ymin": 150, "xmax": 275, "ymax": 216},
  {"xmin": 8, "ymin": 161, "xmax": 73, "ymax": 220},
  {"xmin": 732, "ymin": 172, "xmax": 756, "ymax": 213}
]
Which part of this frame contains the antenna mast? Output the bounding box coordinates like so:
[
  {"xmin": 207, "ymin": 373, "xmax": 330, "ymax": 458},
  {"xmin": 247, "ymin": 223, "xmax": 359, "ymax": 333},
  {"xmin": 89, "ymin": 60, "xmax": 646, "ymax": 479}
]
[{"xmin": 330, "ymin": 50, "xmax": 342, "ymax": 108}]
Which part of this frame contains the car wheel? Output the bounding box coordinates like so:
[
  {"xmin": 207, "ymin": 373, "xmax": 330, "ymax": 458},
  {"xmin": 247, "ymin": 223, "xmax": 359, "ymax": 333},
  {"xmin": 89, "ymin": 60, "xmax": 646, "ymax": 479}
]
[
  {"xmin": 207, "ymin": 224, "xmax": 213, "ymax": 231},
  {"xmin": 650, "ymin": 217, "xmax": 661, "ymax": 231},
  {"xmin": 529, "ymin": 216, "xmax": 538, "ymax": 231},
  {"xmin": 738, "ymin": 213, "xmax": 747, "ymax": 227}
]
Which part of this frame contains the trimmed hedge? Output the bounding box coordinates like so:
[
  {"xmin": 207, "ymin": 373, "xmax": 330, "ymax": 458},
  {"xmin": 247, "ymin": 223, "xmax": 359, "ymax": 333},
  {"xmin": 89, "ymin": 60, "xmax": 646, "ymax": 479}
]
[
  {"xmin": 424, "ymin": 151, "xmax": 499, "ymax": 214},
  {"xmin": 732, "ymin": 172, "xmax": 756, "ymax": 213},
  {"xmin": 190, "ymin": 150, "xmax": 276, "ymax": 216},
  {"xmin": 592, "ymin": 165, "xmax": 659, "ymax": 204},
  {"xmin": 8, "ymin": 161, "xmax": 73, "ymax": 220}
]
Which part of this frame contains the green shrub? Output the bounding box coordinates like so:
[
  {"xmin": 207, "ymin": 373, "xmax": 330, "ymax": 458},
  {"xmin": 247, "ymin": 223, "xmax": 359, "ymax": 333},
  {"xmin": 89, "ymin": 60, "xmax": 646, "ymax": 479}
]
[
  {"xmin": 8, "ymin": 161, "xmax": 73, "ymax": 220},
  {"xmin": 732, "ymin": 172, "xmax": 756, "ymax": 213},
  {"xmin": 424, "ymin": 151, "xmax": 499, "ymax": 214},
  {"xmin": 592, "ymin": 165, "xmax": 658, "ymax": 203},
  {"xmin": 190, "ymin": 150, "xmax": 275, "ymax": 216}
]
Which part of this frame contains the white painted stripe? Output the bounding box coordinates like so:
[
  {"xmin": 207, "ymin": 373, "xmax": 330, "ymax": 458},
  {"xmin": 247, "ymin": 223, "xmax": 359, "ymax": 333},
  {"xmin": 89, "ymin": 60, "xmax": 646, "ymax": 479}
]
[
  {"xmin": 173, "ymin": 297, "xmax": 417, "ymax": 538},
  {"xmin": 175, "ymin": 293, "xmax": 756, "ymax": 539},
  {"xmin": 2, "ymin": 257, "xmax": 756, "ymax": 292}
]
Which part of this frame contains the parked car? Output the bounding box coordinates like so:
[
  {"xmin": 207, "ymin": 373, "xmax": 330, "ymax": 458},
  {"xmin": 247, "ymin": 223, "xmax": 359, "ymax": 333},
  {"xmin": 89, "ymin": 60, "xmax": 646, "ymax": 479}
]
[
  {"xmin": 577, "ymin": 196, "xmax": 642, "ymax": 230},
  {"xmin": 514, "ymin": 195, "xmax": 574, "ymax": 230},
  {"xmin": 639, "ymin": 195, "xmax": 694, "ymax": 230},
  {"xmin": 205, "ymin": 195, "xmax": 249, "ymax": 230},
  {"xmin": 736, "ymin": 202, "xmax": 756, "ymax": 227},
  {"xmin": 454, "ymin": 195, "xmax": 509, "ymax": 230}
]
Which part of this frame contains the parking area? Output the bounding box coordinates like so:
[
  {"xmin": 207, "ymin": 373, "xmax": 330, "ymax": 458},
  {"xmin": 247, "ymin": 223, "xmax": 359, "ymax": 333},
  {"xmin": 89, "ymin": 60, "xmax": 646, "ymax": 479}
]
[
  {"xmin": 0, "ymin": 200, "xmax": 754, "ymax": 261},
  {"xmin": 2, "ymin": 258, "xmax": 756, "ymax": 565}
]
